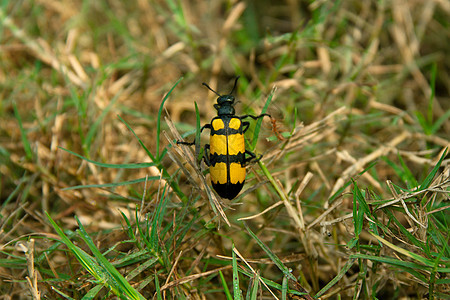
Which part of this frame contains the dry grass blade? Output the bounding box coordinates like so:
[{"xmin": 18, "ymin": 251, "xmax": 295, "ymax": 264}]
[
  {"xmin": 233, "ymin": 246, "xmax": 279, "ymax": 300},
  {"xmin": 330, "ymin": 131, "xmax": 410, "ymax": 197},
  {"xmin": 164, "ymin": 116, "xmax": 231, "ymax": 226},
  {"xmin": 1, "ymin": 0, "xmax": 449, "ymax": 298},
  {"xmin": 216, "ymin": 253, "xmax": 306, "ymax": 265},
  {"xmin": 0, "ymin": 10, "xmax": 85, "ymax": 87},
  {"xmin": 25, "ymin": 239, "xmax": 41, "ymax": 300},
  {"xmin": 238, "ymin": 200, "xmax": 283, "ymax": 221},
  {"xmin": 160, "ymin": 266, "xmax": 232, "ymax": 291},
  {"xmin": 386, "ymin": 180, "xmax": 426, "ymax": 228}
]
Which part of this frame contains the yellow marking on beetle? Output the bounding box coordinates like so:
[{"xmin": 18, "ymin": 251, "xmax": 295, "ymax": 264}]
[
  {"xmin": 227, "ymin": 133, "xmax": 244, "ymax": 155},
  {"xmin": 228, "ymin": 118, "xmax": 241, "ymax": 130},
  {"xmin": 210, "ymin": 134, "xmax": 227, "ymax": 155},
  {"xmin": 229, "ymin": 163, "xmax": 245, "ymax": 184},
  {"xmin": 210, "ymin": 162, "xmax": 228, "ymax": 184},
  {"xmin": 212, "ymin": 118, "xmax": 225, "ymax": 130}
]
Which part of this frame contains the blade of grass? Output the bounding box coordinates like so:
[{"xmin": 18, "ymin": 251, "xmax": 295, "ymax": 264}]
[
  {"xmin": 113, "ymin": 249, "xmax": 153, "ymax": 268},
  {"xmin": 250, "ymin": 90, "xmax": 274, "ymax": 149},
  {"xmin": 157, "ymin": 77, "xmax": 183, "ymax": 158},
  {"xmin": 232, "ymin": 244, "xmax": 243, "ymax": 300},
  {"xmin": 59, "ymin": 147, "xmax": 155, "ymax": 169},
  {"xmin": 237, "ymin": 266, "xmax": 308, "ymax": 297},
  {"xmin": 248, "ymin": 272, "xmax": 260, "ymax": 300},
  {"xmin": 120, "ymin": 211, "xmax": 136, "ymax": 242},
  {"xmin": 419, "ymin": 148, "xmax": 447, "ymax": 191},
  {"xmin": 85, "ymin": 89, "xmax": 122, "ymax": 149},
  {"xmin": 12, "ymin": 101, "xmax": 33, "ymax": 160},
  {"xmin": 243, "ymin": 222, "xmax": 297, "ymax": 282},
  {"xmin": 219, "ymin": 270, "xmax": 233, "ymax": 300},
  {"xmin": 350, "ymin": 253, "xmax": 430, "ymax": 283},
  {"xmin": 150, "ymin": 185, "xmax": 169, "ymax": 255},
  {"xmin": 62, "ymin": 176, "xmax": 160, "ymax": 190},
  {"xmin": 118, "ymin": 114, "xmax": 189, "ymax": 203},
  {"xmin": 194, "ymin": 102, "xmax": 202, "ymax": 161},
  {"xmin": 397, "ymin": 153, "xmax": 419, "ymax": 188},
  {"xmin": 315, "ymin": 257, "xmax": 357, "ymax": 298},
  {"xmin": 134, "ymin": 209, "xmax": 165, "ymax": 267},
  {"xmin": 352, "ymin": 181, "xmax": 366, "ymax": 238},
  {"xmin": 52, "ymin": 287, "xmax": 76, "ymax": 300},
  {"xmin": 430, "ymin": 109, "xmax": 450, "ymax": 135},
  {"xmin": 75, "ymin": 215, "xmax": 146, "ymax": 300},
  {"xmin": 428, "ymin": 62, "xmax": 436, "ymax": 126},
  {"xmin": 118, "ymin": 114, "xmax": 156, "ymax": 162},
  {"xmin": 281, "ymin": 274, "xmax": 288, "ymax": 300},
  {"xmin": 125, "ymin": 256, "xmax": 159, "ymax": 282},
  {"xmin": 155, "ymin": 273, "xmax": 162, "ymax": 300},
  {"xmin": 368, "ymin": 231, "xmax": 448, "ymax": 268},
  {"xmin": 429, "ymin": 234, "xmax": 449, "ymax": 299},
  {"xmin": 382, "ymin": 209, "xmax": 426, "ymax": 250},
  {"xmin": 81, "ymin": 285, "xmax": 103, "ymax": 300},
  {"xmin": 46, "ymin": 212, "xmax": 124, "ymax": 298}
]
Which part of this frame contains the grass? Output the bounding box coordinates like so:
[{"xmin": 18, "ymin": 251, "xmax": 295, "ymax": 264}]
[{"xmin": 0, "ymin": 0, "xmax": 449, "ymax": 299}]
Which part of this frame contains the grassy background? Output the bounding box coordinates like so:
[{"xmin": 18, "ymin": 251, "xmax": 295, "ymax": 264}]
[{"xmin": 1, "ymin": 0, "xmax": 449, "ymax": 299}]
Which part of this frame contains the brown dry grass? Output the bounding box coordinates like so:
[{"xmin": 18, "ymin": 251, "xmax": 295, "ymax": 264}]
[{"xmin": 0, "ymin": 0, "xmax": 449, "ymax": 299}]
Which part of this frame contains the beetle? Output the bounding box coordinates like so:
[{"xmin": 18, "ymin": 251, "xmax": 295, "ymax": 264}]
[{"xmin": 178, "ymin": 77, "xmax": 271, "ymax": 199}]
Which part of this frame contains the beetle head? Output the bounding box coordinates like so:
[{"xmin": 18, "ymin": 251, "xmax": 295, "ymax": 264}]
[{"xmin": 203, "ymin": 76, "xmax": 240, "ymax": 116}]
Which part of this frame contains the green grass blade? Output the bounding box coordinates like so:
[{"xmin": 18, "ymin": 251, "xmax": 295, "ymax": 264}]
[
  {"xmin": 428, "ymin": 63, "xmax": 436, "ymax": 128},
  {"xmin": 281, "ymin": 274, "xmax": 288, "ymax": 300},
  {"xmin": 219, "ymin": 270, "xmax": 233, "ymax": 300},
  {"xmin": 431, "ymin": 109, "xmax": 450, "ymax": 134},
  {"xmin": 194, "ymin": 101, "xmax": 202, "ymax": 159},
  {"xmin": 85, "ymin": 89, "xmax": 122, "ymax": 149},
  {"xmin": 75, "ymin": 216, "xmax": 146, "ymax": 300},
  {"xmin": 150, "ymin": 186, "xmax": 168, "ymax": 253},
  {"xmin": 62, "ymin": 176, "xmax": 160, "ymax": 190},
  {"xmin": 117, "ymin": 113, "xmax": 190, "ymax": 203},
  {"xmin": 352, "ymin": 181, "xmax": 365, "ymax": 238},
  {"xmin": 419, "ymin": 148, "xmax": 447, "ymax": 191},
  {"xmin": 59, "ymin": 147, "xmax": 155, "ymax": 168},
  {"xmin": 429, "ymin": 234, "xmax": 449, "ymax": 298},
  {"xmin": 251, "ymin": 90, "xmax": 274, "ymax": 149},
  {"xmin": 243, "ymin": 222, "xmax": 297, "ymax": 282},
  {"xmin": 157, "ymin": 77, "xmax": 183, "ymax": 158},
  {"xmin": 134, "ymin": 209, "xmax": 164, "ymax": 266},
  {"xmin": 382, "ymin": 157, "xmax": 411, "ymax": 187},
  {"xmin": 120, "ymin": 211, "xmax": 136, "ymax": 241},
  {"xmin": 315, "ymin": 258, "xmax": 357, "ymax": 298},
  {"xmin": 350, "ymin": 253, "xmax": 430, "ymax": 283},
  {"xmin": 369, "ymin": 231, "xmax": 445, "ymax": 268},
  {"xmin": 46, "ymin": 212, "xmax": 118, "ymax": 296},
  {"xmin": 232, "ymin": 245, "xmax": 242, "ymax": 300},
  {"xmin": 248, "ymin": 272, "xmax": 260, "ymax": 300},
  {"xmin": 125, "ymin": 256, "xmax": 159, "ymax": 282},
  {"xmin": 52, "ymin": 287, "xmax": 76, "ymax": 300},
  {"xmin": 118, "ymin": 114, "xmax": 156, "ymax": 162},
  {"xmin": 155, "ymin": 273, "xmax": 162, "ymax": 300},
  {"xmin": 397, "ymin": 153, "xmax": 419, "ymax": 188},
  {"xmin": 382, "ymin": 209, "xmax": 426, "ymax": 249},
  {"xmin": 81, "ymin": 285, "xmax": 103, "ymax": 300},
  {"xmin": 12, "ymin": 101, "xmax": 33, "ymax": 160}
]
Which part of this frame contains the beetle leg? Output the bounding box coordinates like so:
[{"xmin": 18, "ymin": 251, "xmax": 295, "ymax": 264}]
[
  {"xmin": 244, "ymin": 150, "xmax": 262, "ymax": 165},
  {"xmin": 177, "ymin": 124, "xmax": 211, "ymax": 145},
  {"xmin": 240, "ymin": 113, "xmax": 271, "ymax": 121},
  {"xmin": 203, "ymin": 144, "xmax": 211, "ymax": 166},
  {"xmin": 242, "ymin": 121, "xmax": 250, "ymax": 133},
  {"xmin": 201, "ymin": 124, "xmax": 212, "ymax": 131},
  {"xmin": 240, "ymin": 114, "xmax": 271, "ymax": 133}
]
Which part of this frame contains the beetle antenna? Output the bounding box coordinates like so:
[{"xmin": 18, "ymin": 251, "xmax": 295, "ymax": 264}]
[
  {"xmin": 229, "ymin": 76, "xmax": 240, "ymax": 94},
  {"xmin": 202, "ymin": 82, "xmax": 221, "ymax": 97}
]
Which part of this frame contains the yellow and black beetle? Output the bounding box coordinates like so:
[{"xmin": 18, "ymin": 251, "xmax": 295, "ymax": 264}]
[{"xmin": 178, "ymin": 77, "xmax": 271, "ymax": 200}]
